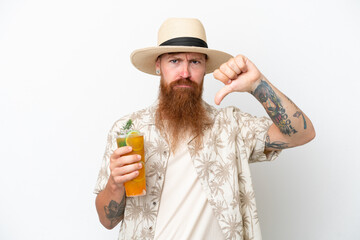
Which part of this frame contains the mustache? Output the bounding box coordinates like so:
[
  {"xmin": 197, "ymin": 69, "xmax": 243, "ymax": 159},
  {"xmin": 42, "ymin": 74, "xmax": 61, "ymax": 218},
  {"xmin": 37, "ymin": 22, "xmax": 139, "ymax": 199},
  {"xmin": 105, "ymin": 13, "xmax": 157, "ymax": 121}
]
[{"xmin": 170, "ymin": 78, "xmax": 198, "ymax": 88}]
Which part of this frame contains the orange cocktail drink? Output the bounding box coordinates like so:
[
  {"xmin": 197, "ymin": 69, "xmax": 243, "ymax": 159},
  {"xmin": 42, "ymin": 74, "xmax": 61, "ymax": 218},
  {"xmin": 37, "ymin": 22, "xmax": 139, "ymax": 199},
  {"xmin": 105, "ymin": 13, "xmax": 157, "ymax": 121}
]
[{"xmin": 116, "ymin": 131, "xmax": 146, "ymax": 197}]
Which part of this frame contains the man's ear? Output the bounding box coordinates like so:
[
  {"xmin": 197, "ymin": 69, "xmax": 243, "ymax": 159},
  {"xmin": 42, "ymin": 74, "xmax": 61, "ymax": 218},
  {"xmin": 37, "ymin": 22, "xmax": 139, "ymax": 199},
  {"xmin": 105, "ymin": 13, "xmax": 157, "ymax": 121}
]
[
  {"xmin": 155, "ymin": 57, "xmax": 161, "ymax": 75},
  {"xmin": 155, "ymin": 56, "xmax": 161, "ymax": 69}
]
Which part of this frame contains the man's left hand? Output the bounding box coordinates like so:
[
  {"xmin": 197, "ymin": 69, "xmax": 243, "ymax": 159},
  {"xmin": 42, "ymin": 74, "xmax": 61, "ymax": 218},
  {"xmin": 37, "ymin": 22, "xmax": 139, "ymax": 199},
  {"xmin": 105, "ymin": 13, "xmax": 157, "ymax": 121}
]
[{"xmin": 213, "ymin": 54, "xmax": 262, "ymax": 105}]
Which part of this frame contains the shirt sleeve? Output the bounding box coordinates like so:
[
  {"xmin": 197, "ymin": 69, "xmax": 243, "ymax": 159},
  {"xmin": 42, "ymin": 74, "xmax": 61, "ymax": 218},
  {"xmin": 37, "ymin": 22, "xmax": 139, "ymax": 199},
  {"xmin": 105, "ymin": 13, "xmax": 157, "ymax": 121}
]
[
  {"xmin": 93, "ymin": 124, "xmax": 119, "ymax": 194},
  {"xmin": 233, "ymin": 108, "xmax": 281, "ymax": 163}
]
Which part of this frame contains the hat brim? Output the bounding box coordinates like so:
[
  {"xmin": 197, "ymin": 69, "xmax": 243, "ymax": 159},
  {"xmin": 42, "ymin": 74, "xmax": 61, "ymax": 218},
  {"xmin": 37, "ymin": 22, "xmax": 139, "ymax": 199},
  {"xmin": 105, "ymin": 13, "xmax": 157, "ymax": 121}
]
[{"xmin": 130, "ymin": 46, "xmax": 233, "ymax": 76}]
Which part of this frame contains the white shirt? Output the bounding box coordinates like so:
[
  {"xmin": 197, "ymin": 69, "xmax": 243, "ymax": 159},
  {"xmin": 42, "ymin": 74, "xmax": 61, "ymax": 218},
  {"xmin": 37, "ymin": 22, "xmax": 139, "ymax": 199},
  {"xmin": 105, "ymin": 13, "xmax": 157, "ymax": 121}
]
[{"xmin": 154, "ymin": 140, "xmax": 225, "ymax": 240}]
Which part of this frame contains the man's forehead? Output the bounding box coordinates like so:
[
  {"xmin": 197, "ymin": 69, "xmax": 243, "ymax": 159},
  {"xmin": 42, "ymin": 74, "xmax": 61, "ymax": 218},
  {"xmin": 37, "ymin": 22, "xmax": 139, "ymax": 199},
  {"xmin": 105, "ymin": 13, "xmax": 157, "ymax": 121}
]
[{"xmin": 161, "ymin": 52, "xmax": 206, "ymax": 59}]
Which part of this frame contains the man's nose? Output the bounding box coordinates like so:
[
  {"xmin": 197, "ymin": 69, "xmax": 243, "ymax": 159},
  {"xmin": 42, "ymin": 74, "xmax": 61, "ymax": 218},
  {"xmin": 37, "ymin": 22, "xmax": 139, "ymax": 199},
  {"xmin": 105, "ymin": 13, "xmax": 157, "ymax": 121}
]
[{"xmin": 180, "ymin": 63, "xmax": 191, "ymax": 78}]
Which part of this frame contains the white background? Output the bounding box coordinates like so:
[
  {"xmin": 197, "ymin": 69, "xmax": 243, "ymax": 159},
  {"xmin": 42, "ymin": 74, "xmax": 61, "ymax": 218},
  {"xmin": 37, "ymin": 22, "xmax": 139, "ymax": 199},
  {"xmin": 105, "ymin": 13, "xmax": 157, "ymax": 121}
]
[{"xmin": 1, "ymin": 0, "xmax": 359, "ymax": 239}]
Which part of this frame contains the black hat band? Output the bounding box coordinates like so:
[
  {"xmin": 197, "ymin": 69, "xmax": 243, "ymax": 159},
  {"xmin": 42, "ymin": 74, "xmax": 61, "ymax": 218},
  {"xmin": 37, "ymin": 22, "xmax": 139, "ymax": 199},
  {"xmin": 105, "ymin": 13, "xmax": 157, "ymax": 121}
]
[{"xmin": 159, "ymin": 37, "xmax": 208, "ymax": 48}]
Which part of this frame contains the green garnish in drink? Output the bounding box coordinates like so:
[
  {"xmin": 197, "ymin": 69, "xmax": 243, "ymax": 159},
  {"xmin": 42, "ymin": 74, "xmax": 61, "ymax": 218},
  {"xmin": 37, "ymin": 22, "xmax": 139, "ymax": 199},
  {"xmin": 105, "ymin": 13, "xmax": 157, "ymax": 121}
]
[{"xmin": 123, "ymin": 119, "xmax": 133, "ymax": 131}]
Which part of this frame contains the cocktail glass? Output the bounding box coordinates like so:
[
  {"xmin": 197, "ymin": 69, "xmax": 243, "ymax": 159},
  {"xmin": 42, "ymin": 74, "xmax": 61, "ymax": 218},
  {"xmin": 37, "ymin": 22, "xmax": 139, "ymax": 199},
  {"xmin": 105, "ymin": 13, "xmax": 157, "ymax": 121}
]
[{"xmin": 116, "ymin": 132, "xmax": 146, "ymax": 197}]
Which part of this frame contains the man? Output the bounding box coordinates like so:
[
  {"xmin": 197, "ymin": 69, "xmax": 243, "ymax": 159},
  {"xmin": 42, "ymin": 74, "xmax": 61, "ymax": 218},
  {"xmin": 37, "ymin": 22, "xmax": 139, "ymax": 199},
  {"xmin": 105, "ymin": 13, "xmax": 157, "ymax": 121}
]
[{"xmin": 94, "ymin": 18, "xmax": 315, "ymax": 240}]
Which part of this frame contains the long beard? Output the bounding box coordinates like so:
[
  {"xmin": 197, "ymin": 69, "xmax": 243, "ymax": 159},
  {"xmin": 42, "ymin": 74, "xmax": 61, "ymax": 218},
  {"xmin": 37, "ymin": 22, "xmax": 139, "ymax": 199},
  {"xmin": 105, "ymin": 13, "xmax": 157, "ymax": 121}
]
[{"xmin": 155, "ymin": 77, "xmax": 210, "ymax": 153}]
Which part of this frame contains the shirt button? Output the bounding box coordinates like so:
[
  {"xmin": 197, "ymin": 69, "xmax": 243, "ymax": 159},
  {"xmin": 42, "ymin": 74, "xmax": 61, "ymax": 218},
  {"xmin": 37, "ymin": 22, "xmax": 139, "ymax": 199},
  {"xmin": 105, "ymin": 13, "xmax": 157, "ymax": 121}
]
[
  {"xmin": 149, "ymin": 226, "xmax": 153, "ymax": 230},
  {"xmin": 158, "ymin": 176, "xmax": 162, "ymax": 180},
  {"xmin": 152, "ymin": 202, "xmax": 157, "ymax": 206},
  {"xmin": 163, "ymin": 151, "xmax": 167, "ymax": 155}
]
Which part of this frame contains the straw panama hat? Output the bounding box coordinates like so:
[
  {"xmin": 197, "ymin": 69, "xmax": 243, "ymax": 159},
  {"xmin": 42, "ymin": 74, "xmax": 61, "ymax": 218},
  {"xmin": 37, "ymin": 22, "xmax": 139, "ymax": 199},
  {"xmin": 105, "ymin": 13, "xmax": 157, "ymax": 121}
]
[{"xmin": 130, "ymin": 18, "xmax": 233, "ymax": 75}]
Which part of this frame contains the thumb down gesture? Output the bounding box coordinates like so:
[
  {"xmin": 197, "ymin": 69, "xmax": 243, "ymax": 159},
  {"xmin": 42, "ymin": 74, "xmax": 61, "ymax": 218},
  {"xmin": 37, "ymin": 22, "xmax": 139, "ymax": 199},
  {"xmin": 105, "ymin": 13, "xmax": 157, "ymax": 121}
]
[{"xmin": 213, "ymin": 54, "xmax": 263, "ymax": 105}]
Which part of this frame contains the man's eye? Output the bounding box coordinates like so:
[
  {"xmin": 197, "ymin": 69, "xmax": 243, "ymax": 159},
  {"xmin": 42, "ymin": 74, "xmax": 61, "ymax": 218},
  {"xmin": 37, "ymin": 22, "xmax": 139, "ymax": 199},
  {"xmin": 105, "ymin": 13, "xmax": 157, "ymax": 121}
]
[
  {"xmin": 170, "ymin": 59, "xmax": 178, "ymax": 63},
  {"xmin": 192, "ymin": 60, "xmax": 200, "ymax": 64}
]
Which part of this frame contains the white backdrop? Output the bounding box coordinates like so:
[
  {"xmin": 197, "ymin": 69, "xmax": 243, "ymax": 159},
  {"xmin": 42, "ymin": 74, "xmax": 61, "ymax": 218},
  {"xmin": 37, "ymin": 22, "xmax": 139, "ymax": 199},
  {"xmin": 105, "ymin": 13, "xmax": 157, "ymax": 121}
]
[{"xmin": 1, "ymin": 0, "xmax": 359, "ymax": 239}]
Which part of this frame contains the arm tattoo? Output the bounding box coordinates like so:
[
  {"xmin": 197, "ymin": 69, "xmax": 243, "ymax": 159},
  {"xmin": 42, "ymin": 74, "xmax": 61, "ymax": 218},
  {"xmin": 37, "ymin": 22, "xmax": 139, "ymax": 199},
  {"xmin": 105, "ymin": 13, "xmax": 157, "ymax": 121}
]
[
  {"xmin": 287, "ymin": 97, "xmax": 307, "ymax": 130},
  {"xmin": 293, "ymin": 111, "xmax": 307, "ymax": 129},
  {"xmin": 265, "ymin": 134, "xmax": 289, "ymax": 149},
  {"xmin": 104, "ymin": 194, "xmax": 126, "ymax": 227},
  {"xmin": 252, "ymin": 80, "xmax": 297, "ymax": 136}
]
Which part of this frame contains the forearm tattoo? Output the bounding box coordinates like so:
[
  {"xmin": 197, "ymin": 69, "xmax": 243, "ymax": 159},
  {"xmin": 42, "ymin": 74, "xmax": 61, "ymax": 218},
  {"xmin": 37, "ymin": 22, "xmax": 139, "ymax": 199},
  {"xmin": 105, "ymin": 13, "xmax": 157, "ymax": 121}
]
[
  {"xmin": 293, "ymin": 111, "xmax": 307, "ymax": 129},
  {"xmin": 265, "ymin": 134, "xmax": 289, "ymax": 149},
  {"xmin": 104, "ymin": 194, "xmax": 126, "ymax": 227},
  {"xmin": 252, "ymin": 80, "xmax": 297, "ymax": 136}
]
